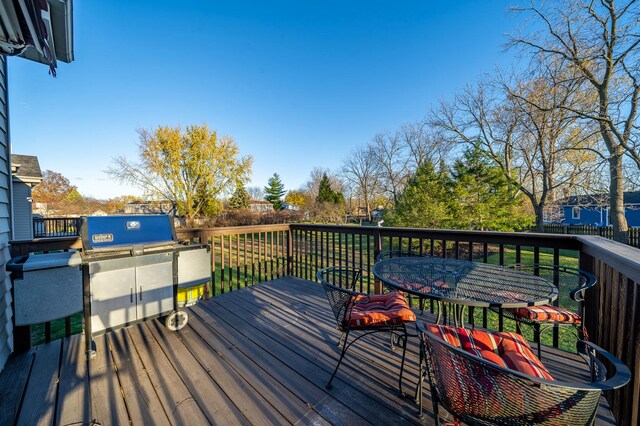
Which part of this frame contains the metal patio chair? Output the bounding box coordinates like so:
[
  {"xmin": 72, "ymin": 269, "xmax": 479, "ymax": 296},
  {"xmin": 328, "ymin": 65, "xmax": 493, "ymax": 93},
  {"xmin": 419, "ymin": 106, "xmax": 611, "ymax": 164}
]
[
  {"xmin": 493, "ymin": 264, "xmax": 596, "ymax": 358},
  {"xmin": 317, "ymin": 266, "xmax": 416, "ymax": 395},
  {"xmin": 417, "ymin": 321, "xmax": 630, "ymax": 425},
  {"xmin": 376, "ymin": 249, "xmax": 432, "ymax": 313}
]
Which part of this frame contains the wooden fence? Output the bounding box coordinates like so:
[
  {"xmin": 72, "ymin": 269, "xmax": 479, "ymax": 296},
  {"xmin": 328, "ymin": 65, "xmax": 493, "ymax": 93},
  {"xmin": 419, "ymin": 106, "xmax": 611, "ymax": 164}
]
[{"xmin": 8, "ymin": 225, "xmax": 640, "ymax": 424}]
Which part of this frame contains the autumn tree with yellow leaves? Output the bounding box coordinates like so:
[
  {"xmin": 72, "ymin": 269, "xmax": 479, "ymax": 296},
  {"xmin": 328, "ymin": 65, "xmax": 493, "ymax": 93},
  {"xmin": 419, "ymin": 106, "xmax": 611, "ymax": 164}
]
[{"xmin": 108, "ymin": 124, "xmax": 253, "ymax": 221}]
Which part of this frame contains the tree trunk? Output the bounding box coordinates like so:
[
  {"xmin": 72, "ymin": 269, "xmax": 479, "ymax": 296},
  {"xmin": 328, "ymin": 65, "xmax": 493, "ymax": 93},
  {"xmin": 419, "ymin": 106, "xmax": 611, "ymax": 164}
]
[
  {"xmin": 534, "ymin": 203, "xmax": 545, "ymax": 233},
  {"xmin": 609, "ymin": 151, "xmax": 629, "ymax": 243}
]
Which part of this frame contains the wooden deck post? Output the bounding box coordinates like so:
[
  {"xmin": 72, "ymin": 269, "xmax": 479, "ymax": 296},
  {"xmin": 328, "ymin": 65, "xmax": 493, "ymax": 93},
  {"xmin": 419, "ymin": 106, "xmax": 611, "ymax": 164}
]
[
  {"xmin": 287, "ymin": 225, "xmax": 293, "ymax": 275},
  {"xmin": 373, "ymin": 228, "xmax": 382, "ymax": 293}
]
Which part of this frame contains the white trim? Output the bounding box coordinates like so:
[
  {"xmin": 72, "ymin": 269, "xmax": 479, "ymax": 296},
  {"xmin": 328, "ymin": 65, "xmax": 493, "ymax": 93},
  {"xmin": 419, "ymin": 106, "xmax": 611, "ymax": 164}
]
[{"xmin": 571, "ymin": 207, "xmax": 580, "ymax": 220}]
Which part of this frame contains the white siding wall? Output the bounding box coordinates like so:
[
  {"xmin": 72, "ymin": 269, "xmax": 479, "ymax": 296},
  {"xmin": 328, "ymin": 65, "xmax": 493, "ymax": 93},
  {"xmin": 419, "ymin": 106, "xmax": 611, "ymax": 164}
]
[
  {"xmin": 0, "ymin": 56, "xmax": 12, "ymax": 372},
  {"xmin": 12, "ymin": 182, "xmax": 32, "ymax": 240}
]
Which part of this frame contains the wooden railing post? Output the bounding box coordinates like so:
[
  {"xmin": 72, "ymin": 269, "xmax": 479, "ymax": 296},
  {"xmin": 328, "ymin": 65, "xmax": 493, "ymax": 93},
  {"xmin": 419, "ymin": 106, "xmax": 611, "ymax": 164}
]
[
  {"xmin": 578, "ymin": 246, "xmax": 596, "ymax": 341},
  {"xmin": 12, "ymin": 326, "xmax": 31, "ymax": 353},
  {"xmin": 287, "ymin": 225, "xmax": 293, "ymax": 275},
  {"xmin": 373, "ymin": 227, "xmax": 383, "ymax": 293}
]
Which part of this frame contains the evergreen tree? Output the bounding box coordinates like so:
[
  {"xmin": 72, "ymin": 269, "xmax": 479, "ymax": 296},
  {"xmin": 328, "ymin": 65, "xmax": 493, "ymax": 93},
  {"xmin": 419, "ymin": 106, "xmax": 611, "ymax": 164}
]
[
  {"xmin": 384, "ymin": 161, "xmax": 452, "ymax": 228},
  {"xmin": 316, "ymin": 173, "xmax": 344, "ymax": 204},
  {"xmin": 228, "ymin": 185, "xmax": 250, "ymax": 209},
  {"xmin": 450, "ymin": 147, "xmax": 531, "ymax": 231},
  {"xmin": 264, "ymin": 173, "xmax": 286, "ymax": 210}
]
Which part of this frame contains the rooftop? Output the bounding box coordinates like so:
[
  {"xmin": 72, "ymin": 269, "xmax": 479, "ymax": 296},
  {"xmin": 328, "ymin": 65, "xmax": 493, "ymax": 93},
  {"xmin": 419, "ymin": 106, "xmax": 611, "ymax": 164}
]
[{"xmin": 11, "ymin": 154, "xmax": 42, "ymax": 181}]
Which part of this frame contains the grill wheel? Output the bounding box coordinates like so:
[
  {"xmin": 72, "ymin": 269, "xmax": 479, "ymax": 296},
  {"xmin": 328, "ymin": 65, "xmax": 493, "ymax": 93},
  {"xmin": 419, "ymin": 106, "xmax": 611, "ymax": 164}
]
[{"xmin": 164, "ymin": 310, "xmax": 188, "ymax": 331}]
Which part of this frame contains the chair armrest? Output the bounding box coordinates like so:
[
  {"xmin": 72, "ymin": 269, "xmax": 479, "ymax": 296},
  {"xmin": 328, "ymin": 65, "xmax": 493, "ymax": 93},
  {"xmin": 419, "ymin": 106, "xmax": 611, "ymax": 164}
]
[
  {"xmin": 581, "ymin": 340, "xmax": 631, "ymax": 391},
  {"xmin": 419, "ymin": 323, "xmax": 631, "ymax": 392},
  {"xmin": 569, "ymin": 269, "xmax": 596, "ymax": 302}
]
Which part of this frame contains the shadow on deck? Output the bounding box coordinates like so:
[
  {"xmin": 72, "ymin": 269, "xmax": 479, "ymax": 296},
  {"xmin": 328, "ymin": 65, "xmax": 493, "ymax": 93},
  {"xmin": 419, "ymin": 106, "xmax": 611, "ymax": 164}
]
[{"xmin": 0, "ymin": 277, "xmax": 617, "ymax": 425}]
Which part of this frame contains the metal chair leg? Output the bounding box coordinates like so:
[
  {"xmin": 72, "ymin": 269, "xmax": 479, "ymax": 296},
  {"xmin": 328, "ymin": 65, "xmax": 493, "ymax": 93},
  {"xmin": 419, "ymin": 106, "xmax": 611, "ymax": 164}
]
[
  {"xmin": 327, "ymin": 329, "xmax": 350, "ymax": 389},
  {"xmin": 534, "ymin": 324, "xmax": 542, "ymax": 359},
  {"xmin": 416, "ymin": 336, "xmax": 424, "ymax": 417},
  {"xmin": 397, "ymin": 325, "xmax": 409, "ymax": 397}
]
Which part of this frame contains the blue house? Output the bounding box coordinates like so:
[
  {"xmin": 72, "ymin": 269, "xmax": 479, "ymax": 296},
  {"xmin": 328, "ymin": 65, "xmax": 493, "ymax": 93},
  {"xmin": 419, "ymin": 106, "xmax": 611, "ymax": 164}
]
[{"xmin": 558, "ymin": 191, "xmax": 640, "ymax": 227}]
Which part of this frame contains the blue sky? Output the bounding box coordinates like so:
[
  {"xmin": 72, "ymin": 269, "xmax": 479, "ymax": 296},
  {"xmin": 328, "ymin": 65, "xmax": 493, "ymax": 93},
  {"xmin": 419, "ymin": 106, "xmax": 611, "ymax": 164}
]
[{"xmin": 8, "ymin": 0, "xmax": 518, "ymax": 199}]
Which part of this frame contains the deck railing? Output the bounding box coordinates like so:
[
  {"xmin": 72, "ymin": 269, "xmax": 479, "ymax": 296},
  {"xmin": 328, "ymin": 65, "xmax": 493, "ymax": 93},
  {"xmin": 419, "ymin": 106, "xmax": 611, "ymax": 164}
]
[
  {"xmin": 540, "ymin": 223, "xmax": 640, "ymax": 248},
  {"xmin": 32, "ymin": 217, "xmax": 82, "ymax": 237},
  {"xmin": 8, "ymin": 224, "xmax": 640, "ymax": 425}
]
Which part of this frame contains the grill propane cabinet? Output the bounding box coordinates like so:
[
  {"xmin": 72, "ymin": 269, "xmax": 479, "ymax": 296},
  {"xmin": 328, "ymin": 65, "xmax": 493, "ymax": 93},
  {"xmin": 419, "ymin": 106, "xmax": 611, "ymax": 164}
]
[{"xmin": 81, "ymin": 215, "xmax": 210, "ymax": 358}]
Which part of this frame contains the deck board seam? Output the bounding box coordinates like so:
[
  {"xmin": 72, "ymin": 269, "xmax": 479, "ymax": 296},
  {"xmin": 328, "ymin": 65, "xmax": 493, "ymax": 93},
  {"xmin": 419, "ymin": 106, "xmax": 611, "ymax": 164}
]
[
  {"xmin": 198, "ymin": 295, "xmax": 423, "ymax": 424},
  {"xmin": 187, "ymin": 306, "xmax": 345, "ymax": 425},
  {"xmin": 205, "ymin": 286, "xmax": 429, "ymax": 421}
]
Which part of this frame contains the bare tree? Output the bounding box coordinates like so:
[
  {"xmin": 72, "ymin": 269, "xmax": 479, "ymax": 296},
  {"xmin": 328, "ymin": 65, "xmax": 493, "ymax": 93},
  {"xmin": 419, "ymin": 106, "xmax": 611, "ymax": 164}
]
[
  {"xmin": 341, "ymin": 146, "xmax": 383, "ymax": 220},
  {"xmin": 246, "ymin": 186, "xmax": 264, "ymax": 201},
  {"xmin": 369, "ymin": 131, "xmax": 410, "ymax": 205},
  {"xmin": 432, "ymin": 69, "xmax": 599, "ymax": 231},
  {"xmin": 399, "ymin": 121, "xmax": 451, "ymax": 170},
  {"xmin": 510, "ymin": 0, "xmax": 640, "ymax": 241}
]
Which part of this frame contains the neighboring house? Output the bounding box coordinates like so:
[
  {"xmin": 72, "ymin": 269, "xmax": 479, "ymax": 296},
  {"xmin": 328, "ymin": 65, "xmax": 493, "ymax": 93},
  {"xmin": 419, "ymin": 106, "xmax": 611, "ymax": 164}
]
[
  {"xmin": 124, "ymin": 200, "xmax": 176, "ymax": 216},
  {"xmin": 281, "ymin": 201, "xmax": 299, "ymax": 211},
  {"xmin": 0, "ymin": 0, "xmax": 74, "ymax": 372},
  {"xmin": 250, "ymin": 200, "xmax": 274, "ymax": 213},
  {"xmin": 11, "ymin": 155, "xmax": 43, "ymax": 240},
  {"xmin": 557, "ymin": 191, "xmax": 640, "ymax": 227}
]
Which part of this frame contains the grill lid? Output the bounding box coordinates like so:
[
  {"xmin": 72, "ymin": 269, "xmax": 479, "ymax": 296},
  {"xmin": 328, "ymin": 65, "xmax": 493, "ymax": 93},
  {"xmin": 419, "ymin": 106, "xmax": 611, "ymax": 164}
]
[{"xmin": 80, "ymin": 215, "xmax": 177, "ymax": 253}]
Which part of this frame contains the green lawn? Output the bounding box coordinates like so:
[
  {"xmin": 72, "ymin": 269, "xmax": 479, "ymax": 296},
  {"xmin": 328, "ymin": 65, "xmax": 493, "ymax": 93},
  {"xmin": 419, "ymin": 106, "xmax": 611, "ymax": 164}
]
[
  {"xmin": 31, "ymin": 311, "xmax": 83, "ymax": 346},
  {"xmin": 486, "ymin": 246, "xmax": 579, "ymax": 268}
]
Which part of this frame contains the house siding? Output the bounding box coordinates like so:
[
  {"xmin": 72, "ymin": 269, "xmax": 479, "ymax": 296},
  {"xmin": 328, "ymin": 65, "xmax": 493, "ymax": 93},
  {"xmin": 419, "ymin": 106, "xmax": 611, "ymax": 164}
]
[
  {"xmin": 562, "ymin": 206, "xmax": 607, "ymax": 226},
  {"xmin": 562, "ymin": 205, "xmax": 640, "ymax": 227},
  {"xmin": 0, "ymin": 56, "xmax": 12, "ymax": 372},
  {"xmin": 625, "ymin": 206, "xmax": 640, "ymax": 227},
  {"xmin": 11, "ymin": 182, "xmax": 32, "ymax": 240}
]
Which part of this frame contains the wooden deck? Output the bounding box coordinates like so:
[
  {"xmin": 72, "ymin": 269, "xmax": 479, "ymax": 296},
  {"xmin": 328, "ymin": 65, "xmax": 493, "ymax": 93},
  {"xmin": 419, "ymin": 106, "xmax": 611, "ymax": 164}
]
[{"xmin": 0, "ymin": 277, "xmax": 617, "ymax": 425}]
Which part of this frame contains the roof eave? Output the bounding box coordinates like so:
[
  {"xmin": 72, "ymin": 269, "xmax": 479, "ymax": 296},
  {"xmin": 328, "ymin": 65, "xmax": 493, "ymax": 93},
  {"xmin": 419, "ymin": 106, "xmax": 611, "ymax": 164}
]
[{"xmin": 19, "ymin": 0, "xmax": 74, "ymax": 66}]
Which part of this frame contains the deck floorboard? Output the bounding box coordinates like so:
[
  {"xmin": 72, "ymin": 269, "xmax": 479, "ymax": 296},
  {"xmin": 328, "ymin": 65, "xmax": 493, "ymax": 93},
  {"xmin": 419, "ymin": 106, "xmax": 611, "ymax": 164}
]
[{"xmin": 0, "ymin": 276, "xmax": 618, "ymax": 425}]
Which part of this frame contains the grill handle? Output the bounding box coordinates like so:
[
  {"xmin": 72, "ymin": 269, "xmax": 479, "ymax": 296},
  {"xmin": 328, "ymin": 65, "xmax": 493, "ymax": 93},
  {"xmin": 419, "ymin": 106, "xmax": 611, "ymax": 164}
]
[{"xmin": 130, "ymin": 288, "xmax": 133, "ymax": 303}]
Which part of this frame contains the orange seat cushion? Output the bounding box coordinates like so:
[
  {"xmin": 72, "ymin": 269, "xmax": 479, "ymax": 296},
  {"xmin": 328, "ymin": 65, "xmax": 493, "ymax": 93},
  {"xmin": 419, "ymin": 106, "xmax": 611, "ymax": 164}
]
[
  {"xmin": 345, "ymin": 292, "xmax": 416, "ymax": 328},
  {"xmin": 507, "ymin": 305, "xmax": 582, "ymax": 324},
  {"xmin": 425, "ymin": 324, "xmax": 554, "ymax": 380},
  {"xmin": 494, "ymin": 331, "xmax": 555, "ymax": 380}
]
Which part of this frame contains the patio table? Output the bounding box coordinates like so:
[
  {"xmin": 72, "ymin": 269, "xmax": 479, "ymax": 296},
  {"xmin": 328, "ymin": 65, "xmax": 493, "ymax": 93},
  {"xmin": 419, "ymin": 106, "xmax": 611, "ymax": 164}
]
[{"xmin": 372, "ymin": 256, "xmax": 558, "ymax": 326}]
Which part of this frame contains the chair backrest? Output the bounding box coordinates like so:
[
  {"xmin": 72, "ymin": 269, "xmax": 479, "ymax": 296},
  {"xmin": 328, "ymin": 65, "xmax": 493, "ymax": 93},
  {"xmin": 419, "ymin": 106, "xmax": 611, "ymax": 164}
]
[
  {"xmin": 420, "ymin": 326, "xmax": 604, "ymax": 425},
  {"xmin": 509, "ymin": 264, "xmax": 596, "ymax": 317},
  {"xmin": 376, "ymin": 250, "xmax": 427, "ymax": 262},
  {"xmin": 316, "ymin": 266, "xmax": 369, "ymax": 328}
]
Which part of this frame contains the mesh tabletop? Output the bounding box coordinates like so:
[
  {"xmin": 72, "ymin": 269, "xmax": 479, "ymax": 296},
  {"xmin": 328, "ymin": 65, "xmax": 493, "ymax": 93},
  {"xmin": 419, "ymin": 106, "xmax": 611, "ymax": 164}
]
[{"xmin": 372, "ymin": 257, "xmax": 558, "ymax": 308}]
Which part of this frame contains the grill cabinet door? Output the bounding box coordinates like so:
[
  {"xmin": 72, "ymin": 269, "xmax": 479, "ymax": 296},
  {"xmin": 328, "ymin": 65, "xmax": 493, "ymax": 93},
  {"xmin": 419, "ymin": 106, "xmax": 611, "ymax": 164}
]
[
  {"xmin": 135, "ymin": 252, "xmax": 174, "ymax": 319},
  {"xmin": 89, "ymin": 257, "xmax": 137, "ymax": 333}
]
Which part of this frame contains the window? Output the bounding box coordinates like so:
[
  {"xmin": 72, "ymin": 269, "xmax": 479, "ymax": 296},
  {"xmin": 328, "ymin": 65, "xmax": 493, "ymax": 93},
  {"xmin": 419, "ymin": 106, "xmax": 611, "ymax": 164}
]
[{"xmin": 572, "ymin": 207, "xmax": 580, "ymax": 220}]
